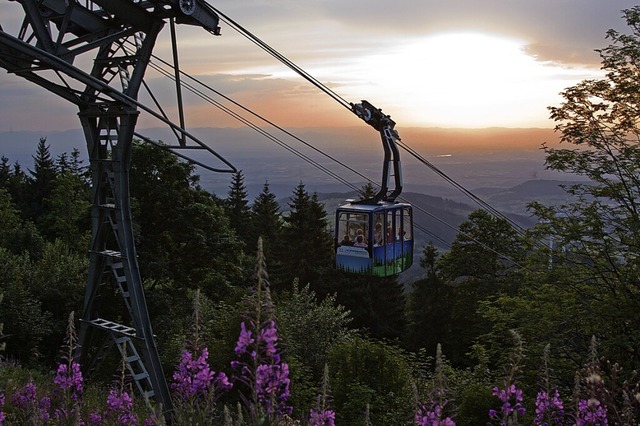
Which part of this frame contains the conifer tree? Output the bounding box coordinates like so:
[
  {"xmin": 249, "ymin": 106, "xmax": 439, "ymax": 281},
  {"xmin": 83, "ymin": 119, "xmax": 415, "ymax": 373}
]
[
  {"xmin": 45, "ymin": 168, "xmax": 91, "ymax": 251},
  {"xmin": 250, "ymin": 181, "xmax": 282, "ymax": 256},
  {"xmin": 0, "ymin": 157, "xmax": 25, "ymax": 208},
  {"xmin": 225, "ymin": 170, "xmax": 252, "ymax": 246},
  {"xmin": 437, "ymin": 209, "xmax": 524, "ymax": 366},
  {"xmin": 8, "ymin": 161, "xmax": 28, "ymax": 208},
  {"xmin": 56, "ymin": 152, "xmax": 70, "ymax": 173},
  {"xmin": 26, "ymin": 137, "xmax": 58, "ymax": 225},
  {"xmin": 358, "ymin": 182, "xmax": 377, "ymax": 201},
  {"xmin": 0, "ymin": 156, "xmax": 10, "ymax": 188},
  {"xmin": 276, "ymin": 182, "xmax": 333, "ymax": 289}
]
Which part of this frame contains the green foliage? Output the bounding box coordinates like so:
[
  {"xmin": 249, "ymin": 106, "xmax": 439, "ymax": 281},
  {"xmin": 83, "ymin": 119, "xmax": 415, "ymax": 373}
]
[
  {"xmin": 129, "ymin": 141, "xmax": 246, "ymax": 300},
  {"xmin": 0, "ymin": 240, "xmax": 86, "ymax": 365},
  {"xmin": 0, "ymin": 156, "xmax": 29, "ymax": 211},
  {"xmin": 25, "ymin": 138, "xmax": 58, "ymax": 228},
  {"xmin": 358, "ymin": 182, "xmax": 377, "ymax": 201},
  {"xmin": 277, "ymin": 282, "xmax": 353, "ymax": 375},
  {"xmin": 318, "ymin": 268, "xmax": 407, "ymax": 342},
  {"xmin": 504, "ymin": 6, "xmax": 640, "ymax": 375},
  {"xmin": 435, "ymin": 209, "xmax": 526, "ymax": 366},
  {"xmin": 40, "ymin": 168, "xmax": 91, "ymax": 252},
  {"xmin": 0, "ymin": 248, "xmax": 52, "ymax": 365},
  {"xmin": 0, "ymin": 187, "xmax": 44, "ymax": 257},
  {"xmin": 454, "ymin": 382, "xmax": 494, "ymax": 426},
  {"xmin": 29, "ymin": 240, "xmax": 87, "ymax": 360},
  {"xmin": 438, "ymin": 210, "xmax": 524, "ymax": 281},
  {"xmin": 328, "ymin": 336, "xmax": 414, "ymax": 425},
  {"xmin": 275, "ymin": 182, "xmax": 333, "ymax": 289},
  {"xmin": 479, "ymin": 266, "xmax": 597, "ymax": 386},
  {"xmin": 405, "ymin": 243, "xmax": 452, "ymax": 355}
]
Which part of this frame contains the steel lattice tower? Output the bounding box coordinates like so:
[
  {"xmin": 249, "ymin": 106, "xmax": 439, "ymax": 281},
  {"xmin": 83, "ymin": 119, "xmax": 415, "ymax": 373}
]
[{"xmin": 0, "ymin": 0, "xmax": 235, "ymax": 416}]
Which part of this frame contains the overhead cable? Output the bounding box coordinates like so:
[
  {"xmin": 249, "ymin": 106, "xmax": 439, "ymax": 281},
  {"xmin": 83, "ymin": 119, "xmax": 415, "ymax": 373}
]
[{"xmin": 140, "ymin": 49, "xmax": 534, "ymax": 268}]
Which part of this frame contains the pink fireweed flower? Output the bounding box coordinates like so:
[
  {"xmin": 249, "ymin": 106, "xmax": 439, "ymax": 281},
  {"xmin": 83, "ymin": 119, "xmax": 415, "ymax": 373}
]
[
  {"xmin": 255, "ymin": 362, "xmax": 292, "ymax": 415},
  {"xmin": 105, "ymin": 389, "xmax": 138, "ymax": 425},
  {"xmin": 259, "ymin": 320, "xmax": 279, "ymax": 357},
  {"xmin": 0, "ymin": 392, "xmax": 5, "ymax": 425},
  {"xmin": 87, "ymin": 412, "xmax": 103, "ymax": 426},
  {"xmin": 235, "ymin": 322, "xmax": 255, "ymax": 356},
  {"xmin": 10, "ymin": 381, "xmax": 51, "ymax": 423},
  {"xmin": 309, "ymin": 408, "xmax": 336, "ymax": 426},
  {"xmin": 106, "ymin": 389, "xmax": 133, "ymax": 412},
  {"xmin": 576, "ymin": 399, "xmax": 608, "ymax": 426},
  {"xmin": 489, "ymin": 383, "xmax": 526, "ymax": 424},
  {"xmin": 11, "ymin": 380, "xmax": 37, "ymax": 408},
  {"xmin": 53, "ymin": 361, "xmax": 84, "ymax": 395},
  {"xmin": 231, "ymin": 317, "xmax": 292, "ymax": 418},
  {"xmin": 534, "ymin": 389, "xmax": 564, "ymax": 426},
  {"xmin": 171, "ymin": 347, "xmax": 215, "ymax": 399},
  {"xmin": 39, "ymin": 397, "xmax": 51, "ymax": 423},
  {"xmin": 415, "ymin": 403, "xmax": 456, "ymax": 426},
  {"xmin": 216, "ymin": 371, "xmax": 233, "ymax": 391}
]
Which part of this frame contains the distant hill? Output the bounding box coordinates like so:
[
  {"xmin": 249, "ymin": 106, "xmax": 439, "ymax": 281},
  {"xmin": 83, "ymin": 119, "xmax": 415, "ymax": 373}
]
[{"xmin": 474, "ymin": 179, "xmax": 582, "ymax": 216}]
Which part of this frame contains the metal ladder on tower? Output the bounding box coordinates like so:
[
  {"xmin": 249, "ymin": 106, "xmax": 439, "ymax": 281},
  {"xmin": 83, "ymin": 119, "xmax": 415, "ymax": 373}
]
[{"xmin": 78, "ymin": 113, "xmax": 167, "ymax": 411}]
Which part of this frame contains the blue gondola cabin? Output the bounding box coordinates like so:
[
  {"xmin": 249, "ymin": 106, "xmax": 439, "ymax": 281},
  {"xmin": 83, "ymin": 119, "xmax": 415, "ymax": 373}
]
[{"xmin": 335, "ymin": 201, "xmax": 413, "ymax": 276}]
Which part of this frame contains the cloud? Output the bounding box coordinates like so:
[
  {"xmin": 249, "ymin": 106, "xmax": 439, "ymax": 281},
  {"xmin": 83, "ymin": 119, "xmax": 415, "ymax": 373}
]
[
  {"xmin": 208, "ymin": 0, "xmax": 636, "ymax": 68},
  {"xmin": 0, "ymin": 0, "xmax": 637, "ymax": 132}
]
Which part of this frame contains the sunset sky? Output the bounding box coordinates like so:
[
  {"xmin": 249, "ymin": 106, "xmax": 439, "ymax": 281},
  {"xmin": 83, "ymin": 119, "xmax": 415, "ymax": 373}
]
[{"xmin": 0, "ymin": 0, "xmax": 638, "ymax": 132}]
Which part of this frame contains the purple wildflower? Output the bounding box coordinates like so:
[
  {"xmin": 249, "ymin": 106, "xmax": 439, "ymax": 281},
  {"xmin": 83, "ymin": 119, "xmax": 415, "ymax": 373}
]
[
  {"xmin": 105, "ymin": 389, "xmax": 138, "ymax": 425},
  {"xmin": 39, "ymin": 397, "xmax": 51, "ymax": 423},
  {"xmin": 216, "ymin": 371, "xmax": 233, "ymax": 391},
  {"xmin": 0, "ymin": 392, "xmax": 5, "ymax": 426},
  {"xmin": 416, "ymin": 403, "xmax": 456, "ymax": 426},
  {"xmin": 309, "ymin": 408, "xmax": 336, "ymax": 426},
  {"xmin": 255, "ymin": 362, "xmax": 292, "ymax": 415},
  {"xmin": 10, "ymin": 380, "xmax": 52, "ymax": 423},
  {"xmin": 576, "ymin": 399, "xmax": 608, "ymax": 426},
  {"xmin": 534, "ymin": 389, "xmax": 564, "ymax": 426},
  {"xmin": 258, "ymin": 320, "xmax": 279, "ymax": 357},
  {"xmin": 87, "ymin": 412, "xmax": 103, "ymax": 426},
  {"xmin": 11, "ymin": 380, "xmax": 37, "ymax": 408},
  {"xmin": 235, "ymin": 322, "xmax": 255, "ymax": 356},
  {"xmin": 107, "ymin": 389, "xmax": 133, "ymax": 412},
  {"xmin": 53, "ymin": 361, "xmax": 84, "ymax": 395},
  {"xmin": 171, "ymin": 347, "xmax": 214, "ymax": 399},
  {"xmin": 489, "ymin": 383, "xmax": 526, "ymax": 424}
]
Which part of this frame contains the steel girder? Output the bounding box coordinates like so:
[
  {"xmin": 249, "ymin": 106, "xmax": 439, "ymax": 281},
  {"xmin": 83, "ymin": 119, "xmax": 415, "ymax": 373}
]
[{"xmin": 0, "ymin": 0, "xmax": 227, "ymax": 418}]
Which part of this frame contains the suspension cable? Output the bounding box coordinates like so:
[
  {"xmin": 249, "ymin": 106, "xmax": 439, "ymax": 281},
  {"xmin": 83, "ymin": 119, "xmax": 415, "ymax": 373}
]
[
  {"xmin": 127, "ymin": 8, "xmax": 541, "ymax": 269},
  {"xmin": 139, "ymin": 49, "xmax": 531, "ymax": 269},
  {"xmin": 204, "ymin": 3, "xmax": 354, "ymax": 113},
  {"xmin": 196, "ymin": 7, "xmax": 539, "ymax": 244},
  {"xmin": 397, "ymin": 140, "xmax": 529, "ymax": 237}
]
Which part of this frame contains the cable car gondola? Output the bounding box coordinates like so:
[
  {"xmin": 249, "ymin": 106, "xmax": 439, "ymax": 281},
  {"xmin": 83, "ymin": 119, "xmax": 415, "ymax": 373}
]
[{"xmin": 335, "ymin": 101, "xmax": 414, "ymax": 276}]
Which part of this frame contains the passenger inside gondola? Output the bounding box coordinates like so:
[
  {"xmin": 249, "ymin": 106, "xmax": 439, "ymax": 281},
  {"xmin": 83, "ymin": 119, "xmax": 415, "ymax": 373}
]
[
  {"xmin": 373, "ymin": 222, "xmax": 383, "ymax": 246},
  {"xmin": 340, "ymin": 234, "xmax": 353, "ymax": 246},
  {"xmin": 354, "ymin": 235, "xmax": 367, "ymax": 247}
]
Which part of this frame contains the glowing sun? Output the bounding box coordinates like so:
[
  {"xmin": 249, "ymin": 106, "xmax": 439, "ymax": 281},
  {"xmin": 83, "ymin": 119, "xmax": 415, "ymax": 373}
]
[{"xmin": 339, "ymin": 32, "xmax": 588, "ymax": 128}]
